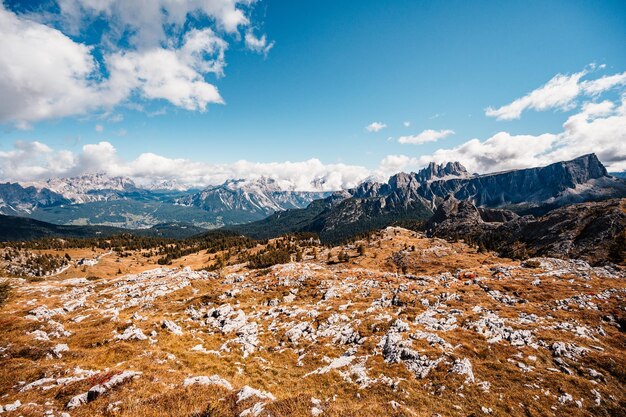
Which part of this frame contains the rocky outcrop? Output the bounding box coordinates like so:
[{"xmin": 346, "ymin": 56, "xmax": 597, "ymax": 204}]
[
  {"xmin": 426, "ymin": 197, "xmax": 626, "ymax": 265},
  {"xmin": 67, "ymin": 371, "xmax": 141, "ymax": 409}
]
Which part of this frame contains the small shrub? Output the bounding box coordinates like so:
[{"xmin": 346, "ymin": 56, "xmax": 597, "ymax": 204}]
[
  {"xmin": 523, "ymin": 259, "xmax": 541, "ymax": 268},
  {"xmin": 0, "ymin": 280, "xmax": 10, "ymax": 307}
]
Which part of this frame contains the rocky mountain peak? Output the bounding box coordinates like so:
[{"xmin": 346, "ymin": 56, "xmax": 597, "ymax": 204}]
[
  {"xmin": 415, "ymin": 161, "xmax": 470, "ymax": 182},
  {"xmin": 388, "ymin": 172, "xmax": 416, "ymax": 190},
  {"xmin": 560, "ymin": 153, "xmax": 608, "ymax": 183}
]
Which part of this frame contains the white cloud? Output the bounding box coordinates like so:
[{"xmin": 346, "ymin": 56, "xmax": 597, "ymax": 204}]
[
  {"xmin": 245, "ymin": 31, "xmax": 275, "ymax": 55},
  {"xmin": 419, "ymin": 95, "xmax": 626, "ymax": 173},
  {"xmin": 0, "ymin": 1, "xmax": 271, "ymax": 127},
  {"xmin": 95, "ymin": 124, "xmax": 104, "ymax": 132},
  {"xmin": 0, "ymin": 141, "xmax": 372, "ymax": 191},
  {"xmin": 0, "ymin": 5, "xmax": 102, "ymax": 128},
  {"xmin": 57, "ymin": 0, "xmax": 250, "ymax": 46},
  {"xmin": 485, "ymin": 67, "xmax": 626, "ymax": 120},
  {"xmin": 366, "ymin": 122, "xmax": 387, "ymax": 132},
  {"xmin": 485, "ymin": 71, "xmax": 586, "ymax": 120},
  {"xmin": 581, "ymin": 71, "xmax": 626, "ymax": 95},
  {"xmin": 403, "ymin": 121, "xmax": 411, "ymax": 127},
  {"xmin": 398, "ymin": 129, "xmax": 455, "ymax": 145},
  {"xmin": 376, "ymin": 154, "xmax": 420, "ymax": 177},
  {"xmin": 5, "ymin": 90, "xmax": 626, "ymax": 191},
  {"xmin": 106, "ymin": 41, "xmax": 225, "ymax": 112}
]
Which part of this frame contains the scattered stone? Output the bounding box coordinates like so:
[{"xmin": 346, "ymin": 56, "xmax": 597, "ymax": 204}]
[
  {"xmin": 183, "ymin": 375, "xmax": 232, "ymax": 390},
  {"xmin": 379, "ymin": 329, "xmax": 443, "ymax": 379},
  {"xmin": 52, "ymin": 344, "xmax": 69, "ymax": 358},
  {"xmin": 114, "ymin": 325, "xmax": 148, "ymax": 341},
  {"xmin": 3, "ymin": 400, "xmax": 21, "ymax": 412},
  {"xmin": 162, "ymin": 320, "xmax": 183, "ymax": 335},
  {"xmin": 67, "ymin": 371, "xmax": 141, "ymax": 409},
  {"xmin": 237, "ymin": 386, "xmax": 276, "ymax": 403},
  {"xmin": 450, "ymin": 358, "xmax": 475, "ymax": 383}
]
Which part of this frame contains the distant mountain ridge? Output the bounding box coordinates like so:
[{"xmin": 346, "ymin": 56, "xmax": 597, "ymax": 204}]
[
  {"xmin": 27, "ymin": 173, "xmax": 139, "ymax": 204},
  {"xmin": 1, "ymin": 154, "xmax": 624, "ymax": 235},
  {"xmin": 230, "ymin": 154, "xmax": 626, "ymax": 243},
  {"xmin": 0, "ymin": 182, "xmax": 69, "ymax": 215},
  {"xmin": 176, "ymin": 177, "xmax": 330, "ymax": 222},
  {"xmin": 0, "ymin": 174, "xmax": 331, "ymax": 229}
]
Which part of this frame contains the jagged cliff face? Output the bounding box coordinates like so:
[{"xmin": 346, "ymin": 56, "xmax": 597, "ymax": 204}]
[
  {"xmin": 425, "ymin": 196, "xmax": 626, "ymax": 265},
  {"xmin": 334, "ymin": 154, "xmax": 619, "ymax": 230},
  {"xmin": 415, "ymin": 153, "xmax": 618, "ymax": 208},
  {"xmin": 414, "ymin": 161, "xmax": 470, "ymax": 182},
  {"xmin": 360, "ymin": 153, "xmax": 625, "ymax": 211}
]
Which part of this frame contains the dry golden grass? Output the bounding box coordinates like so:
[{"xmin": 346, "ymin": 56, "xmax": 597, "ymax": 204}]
[{"xmin": 0, "ymin": 227, "xmax": 624, "ymax": 417}]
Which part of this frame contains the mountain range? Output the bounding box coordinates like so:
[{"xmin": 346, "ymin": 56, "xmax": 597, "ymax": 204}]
[
  {"xmin": 1, "ymin": 153, "xmax": 625, "ymax": 245},
  {"xmin": 0, "ymin": 175, "xmax": 327, "ymax": 229},
  {"xmin": 229, "ymin": 154, "xmax": 626, "ymax": 243},
  {"xmin": 175, "ymin": 177, "xmax": 329, "ymax": 223}
]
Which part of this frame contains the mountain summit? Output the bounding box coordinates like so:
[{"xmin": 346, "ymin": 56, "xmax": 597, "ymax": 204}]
[{"xmin": 414, "ymin": 161, "xmax": 471, "ymax": 182}]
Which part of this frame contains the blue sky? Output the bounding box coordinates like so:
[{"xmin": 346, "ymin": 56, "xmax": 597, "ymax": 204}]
[{"xmin": 0, "ymin": 0, "xmax": 625, "ymax": 188}]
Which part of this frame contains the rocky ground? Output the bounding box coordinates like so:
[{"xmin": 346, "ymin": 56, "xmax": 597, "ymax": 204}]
[{"xmin": 0, "ymin": 227, "xmax": 624, "ymax": 417}]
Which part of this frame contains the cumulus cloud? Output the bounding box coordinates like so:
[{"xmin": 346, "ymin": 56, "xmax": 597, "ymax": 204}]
[
  {"xmin": 403, "ymin": 121, "xmax": 411, "ymax": 127},
  {"xmin": 56, "ymin": 0, "xmax": 249, "ymax": 45},
  {"xmin": 5, "ymin": 90, "xmax": 625, "ymax": 190},
  {"xmin": 106, "ymin": 33, "xmax": 226, "ymax": 112},
  {"xmin": 419, "ymin": 95, "xmax": 626, "ymax": 173},
  {"xmin": 375, "ymin": 154, "xmax": 420, "ymax": 178},
  {"xmin": 0, "ymin": 141, "xmax": 372, "ymax": 191},
  {"xmin": 365, "ymin": 122, "xmax": 387, "ymax": 132},
  {"xmin": 398, "ymin": 129, "xmax": 455, "ymax": 145},
  {"xmin": 485, "ymin": 67, "xmax": 626, "ymax": 120},
  {"xmin": 0, "ymin": 1, "xmax": 271, "ymax": 127},
  {"xmin": 0, "ymin": 5, "xmax": 102, "ymax": 128}
]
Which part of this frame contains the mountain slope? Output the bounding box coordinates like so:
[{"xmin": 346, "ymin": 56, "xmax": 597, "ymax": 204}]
[
  {"xmin": 0, "ymin": 215, "xmax": 206, "ymax": 241},
  {"xmin": 26, "ymin": 200, "xmax": 226, "ymax": 229},
  {"xmin": 232, "ymin": 154, "xmax": 626, "ymax": 243},
  {"xmin": 0, "ymin": 182, "xmax": 69, "ymax": 215},
  {"xmin": 425, "ymin": 196, "xmax": 626, "ymax": 265}
]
